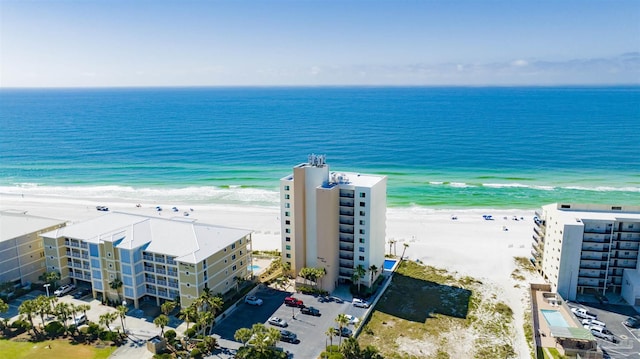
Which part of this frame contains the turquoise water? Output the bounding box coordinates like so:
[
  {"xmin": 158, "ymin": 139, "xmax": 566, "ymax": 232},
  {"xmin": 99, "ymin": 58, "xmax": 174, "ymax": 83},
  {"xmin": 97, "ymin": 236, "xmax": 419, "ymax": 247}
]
[
  {"xmin": 1, "ymin": 87, "xmax": 638, "ymax": 209},
  {"xmin": 541, "ymin": 309, "xmax": 570, "ymax": 327},
  {"xmin": 249, "ymin": 265, "xmax": 261, "ymax": 271}
]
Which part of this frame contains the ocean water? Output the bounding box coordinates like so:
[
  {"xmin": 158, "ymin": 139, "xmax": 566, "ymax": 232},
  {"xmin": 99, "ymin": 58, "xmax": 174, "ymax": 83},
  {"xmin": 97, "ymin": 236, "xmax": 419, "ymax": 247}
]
[{"xmin": 0, "ymin": 87, "xmax": 638, "ymax": 209}]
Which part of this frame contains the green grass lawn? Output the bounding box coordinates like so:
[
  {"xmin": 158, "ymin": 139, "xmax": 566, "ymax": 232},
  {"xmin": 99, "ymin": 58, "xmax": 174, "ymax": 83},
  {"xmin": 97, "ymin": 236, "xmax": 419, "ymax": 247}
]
[{"xmin": 0, "ymin": 338, "xmax": 116, "ymax": 359}]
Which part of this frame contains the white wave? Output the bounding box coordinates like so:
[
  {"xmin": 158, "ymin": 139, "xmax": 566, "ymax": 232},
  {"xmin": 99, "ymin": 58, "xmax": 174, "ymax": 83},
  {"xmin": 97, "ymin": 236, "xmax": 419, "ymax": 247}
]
[
  {"xmin": 429, "ymin": 181, "xmax": 444, "ymax": 185},
  {"xmin": 564, "ymin": 186, "xmax": 640, "ymax": 193},
  {"xmin": 449, "ymin": 182, "xmax": 473, "ymax": 188},
  {"xmin": 482, "ymin": 183, "xmax": 529, "ymax": 188},
  {"xmin": 0, "ymin": 184, "xmax": 281, "ymax": 205}
]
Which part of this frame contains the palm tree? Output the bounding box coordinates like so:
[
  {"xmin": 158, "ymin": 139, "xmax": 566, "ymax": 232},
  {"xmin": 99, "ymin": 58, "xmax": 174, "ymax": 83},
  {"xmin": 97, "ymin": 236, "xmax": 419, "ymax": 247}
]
[
  {"xmin": 0, "ymin": 298, "xmax": 9, "ymax": 329},
  {"xmin": 354, "ymin": 264, "xmax": 367, "ymax": 292},
  {"xmin": 78, "ymin": 304, "xmax": 91, "ymax": 319},
  {"xmin": 325, "ymin": 327, "xmax": 338, "ymax": 353},
  {"xmin": 99, "ymin": 312, "xmax": 117, "ymax": 334},
  {"xmin": 234, "ymin": 327, "xmax": 252, "ymax": 347},
  {"xmin": 281, "ymin": 260, "xmax": 291, "ymax": 277},
  {"xmin": 154, "ymin": 314, "xmax": 169, "ymax": 336},
  {"xmin": 53, "ymin": 302, "xmax": 71, "ymax": 334},
  {"xmin": 388, "ymin": 239, "xmax": 395, "ymax": 256},
  {"xmin": 368, "ymin": 264, "xmax": 378, "ymax": 284},
  {"xmin": 335, "ymin": 314, "xmax": 350, "ymax": 347},
  {"xmin": 116, "ymin": 305, "xmax": 127, "ymax": 334},
  {"xmin": 161, "ymin": 301, "xmax": 177, "ymax": 316},
  {"xmin": 39, "ymin": 271, "xmax": 60, "ymax": 289},
  {"xmin": 266, "ymin": 327, "xmax": 281, "ymax": 347},
  {"xmin": 109, "ymin": 277, "xmax": 123, "ymax": 301},
  {"xmin": 34, "ymin": 295, "xmax": 51, "ymax": 330},
  {"xmin": 233, "ymin": 276, "xmax": 244, "ymax": 293},
  {"xmin": 401, "ymin": 242, "xmax": 409, "ymax": 260},
  {"xmin": 341, "ymin": 337, "xmax": 362, "ymax": 359},
  {"xmin": 178, "ymin": 305, "xmax": 197, "ymax": 331},
  {"xmin": 274, "ymin": 276, "xmax": 290, "ymax": 292},
  {"xmin": 18, "ymin": 299, "xmax": 38, "ymax": 335}
]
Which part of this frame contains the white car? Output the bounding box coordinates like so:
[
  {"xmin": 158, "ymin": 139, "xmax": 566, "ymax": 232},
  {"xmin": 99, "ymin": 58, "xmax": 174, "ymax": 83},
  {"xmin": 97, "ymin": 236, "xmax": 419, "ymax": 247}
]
[
  {"xmin": 267, "ymin": 317, "xmax": 288, "ymax": 327},
  {"xmin": 344, "ymin": 314, "xmax": 360, "ymax": 325},
  {"xmin": 54, "ymin": 284, "xmax": 76, "ymax": 297},
  {"xmin": 589, "ymin": 325, "xmax": 615, "ymax": 342},
  {"xmin": 571, "ymin": 307, "xmax": 597, "ymax": 320},
  {"xmin": 352, "ymin": 298, "xmax": 370, "ymax": 308},
  {"xmin": 245, "ymin": 295, "xmax": 263, "ymax": 306}
]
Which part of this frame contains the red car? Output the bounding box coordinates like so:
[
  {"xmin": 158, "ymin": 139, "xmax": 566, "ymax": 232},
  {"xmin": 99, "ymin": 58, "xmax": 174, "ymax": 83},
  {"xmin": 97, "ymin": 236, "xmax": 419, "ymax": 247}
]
[{"xmin": 284, "ymin": 296, "xmax": 304, "ymax": 307}]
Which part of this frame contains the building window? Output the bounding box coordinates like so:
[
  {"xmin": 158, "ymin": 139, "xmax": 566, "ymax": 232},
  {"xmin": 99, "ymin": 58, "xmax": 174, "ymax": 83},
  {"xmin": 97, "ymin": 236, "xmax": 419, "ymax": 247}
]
[
  {"xmin": 232, "ymin": 243, "xmax": 236, "ymax": 249},
  {"xmin": 286, "ymin": 245, "xmax": 291, "ymax": 250},
  {"xmin": 284, "ymin": 185, "xmax": 290, "ymax": 191},
  {"xmin": 285, "ymin": 228, "xmax": 291, "ymax": 233},
  {"xmin": 285, "ymin": 220, "xmax": 290, "ymax": 225},
  {"xmin": 286, "ymin": 237, "xmax": 291, "ymax": 242},
  {"xmin": 286, "ymin": 253, "xmax": 291, "ymax": 258},
  {"xmin": 359, "ymin": 193, "xmax": 366, "ymax": 198},
  {"xmin": 359, "ymin": 247, "xmax": 365, "ymax": 253},
  {"xmin": 186, "ymin": 283, "xmax": 190, "ymax": 287},
  {"xmin": 285, "ymin": 203, "xmax": 290, "ymax": 208},
  {"xmin": 232, "ymin": 254, "xmax": 236, "ymax": 260},
  {"xmin": 359, "ymin": 202, "xmax": 365, "ymax": 207},
  {"xmin": 186, "ymin": 271, "xmax": 189, "ymax": 275},
  {"xmin": 285, "ymin": 194, "xmax": 290, "ymax": 199},
  {"xmin": 232, "ymin": 265, "xmax": 237, "ymax": 271},
  {"xmin": 359, "ymin": 229, "xmax": 365, "ymax": 234},
  {"xmin": 359, "ymin": 238, "xmax": 365, "ymax": 243},
  {"xmin": 359, "ymin": 220, "xmax": 365, "ymax": 225},
  {"xmin": 359, "ymin": 256, "xmax": 365, "ymax": 261},
  {"xmin": 359, "ymin": 211, "xmax": 365, "ymax": 216}
]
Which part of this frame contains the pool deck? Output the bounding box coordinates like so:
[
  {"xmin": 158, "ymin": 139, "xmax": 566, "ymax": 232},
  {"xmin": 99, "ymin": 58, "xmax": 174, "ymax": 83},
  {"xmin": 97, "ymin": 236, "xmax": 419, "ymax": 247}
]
[{"xmin": 535, "ymin": 288, "xmax": 581, "ymax": 348}]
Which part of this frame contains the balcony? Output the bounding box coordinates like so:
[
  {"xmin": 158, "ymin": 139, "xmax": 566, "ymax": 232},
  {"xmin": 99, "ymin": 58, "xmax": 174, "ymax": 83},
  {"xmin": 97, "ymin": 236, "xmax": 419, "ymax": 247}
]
[
  {"xmin": 66, "ymin": 251, "xmax": 71, "ymax": 257},
  {"xmin": 82, "ymin": 254, "xmax": 89, "ymax": 259},
  {"xmin": 340, "ymin": 244, "xmax": 354, "ymax": 251},
  {"xmin": 64, "ymin": 240, "xmax": 70, "ymax": 246},
  {"xmin": 158, "ymin": 290, "xmax": 168, "ymax": 297},
  {"xmin": 143, "ymin": 255, "xmax": 154, "ymax": 261},
  {"xmin": 83, "ymin": 264, "xmax": 90, "ymax": 270},
  {"xmin": 157, "ymin": 280, "xmax": 167, "ymax": 286},
  {"xmin": 583, "ymin": 236, "xmax": 608, "ymax": 243},
  {"xmin": 340, "ymin": 209, "xmax": 354, "ymax": 216},
  {"xmin": 339, "ymin": 253, "xmax": 354, "ymax": 260},
  {"xmin": 339, "ymin": 200, "xmax": 354, "ymax": 208},
  {"xmin": 145, "ymin": 277, "xmax": 156, "ymax": 283},
  {"xmin": 167, "ymin": 259, "xmax": 177, "ymax": 265},
  {"xmin": 339, "ymin": 191, "xmax": 354, "ymax": 198},
  {"xmin": 339, "ymin": 217, "xmax": 354, "ymax": 225},
  {"xmin": 339, "ymin": 226, "xmax": 354, "ymax": 234},
  {"xmin": 156, "ymin": 268, "xmax": 166, "ymax": 275},
  {"xmin": 84, "ymin": 274, "xmax": 91, "ymax": 280},
  {"xmin": 144, "ymin": 266, "xmax": 155, "ymax": 273},
  {"xmin": 146, "ymin": 287, "xmax": 157, "ymax": 295},
  {"xmin": 80, "ymin": 243, "xmax": 88, "ymax": 249},
  {"xmin": 168, "ymin": 282, "xmax": 179, "ymax": 288},
  {"xmin": 584, "ymin": 228, "xmax": 610, "ymax": 234},
  {"xmin": 339, "ymin": 269, "xmax": 354, "ymax": 277},
  {"xmin": 72, "ymin": 253, "xmax": 81, "ymax": 258},
  {"xmin": 155, "ymin": 257, "xmax": 165, "ymax": 263},
  {"xmin": 70, "ymin": 242, "xmax": 80, "ymax": 248},
  {"xmin": 167, "ymin": 270, "xmax": 178, "ymax": 277}
]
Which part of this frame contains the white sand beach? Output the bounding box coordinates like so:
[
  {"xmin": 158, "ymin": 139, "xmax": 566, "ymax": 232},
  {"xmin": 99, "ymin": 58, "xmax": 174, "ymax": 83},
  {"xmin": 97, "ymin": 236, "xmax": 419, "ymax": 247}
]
[{"xmin": 0, "ymin": 193, "xmax": 542, "ymax": 357}]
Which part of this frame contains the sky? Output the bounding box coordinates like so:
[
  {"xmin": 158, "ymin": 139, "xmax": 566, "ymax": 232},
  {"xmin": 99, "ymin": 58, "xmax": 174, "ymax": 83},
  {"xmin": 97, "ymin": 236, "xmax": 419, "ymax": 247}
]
[{"xmin": 1, "ymin": 0, "xmax": 639, "ymax": 87}]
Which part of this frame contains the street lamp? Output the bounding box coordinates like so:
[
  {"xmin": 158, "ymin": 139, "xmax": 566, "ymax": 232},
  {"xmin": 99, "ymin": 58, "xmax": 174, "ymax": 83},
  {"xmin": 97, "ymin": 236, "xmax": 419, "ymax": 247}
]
[{"xmin": 43, "ymin": 283, "xmax": 50, "ymax": 297}]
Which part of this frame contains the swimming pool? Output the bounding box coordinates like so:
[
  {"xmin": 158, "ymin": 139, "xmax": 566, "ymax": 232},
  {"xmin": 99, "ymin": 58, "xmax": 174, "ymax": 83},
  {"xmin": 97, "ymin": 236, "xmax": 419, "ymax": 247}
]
[
  {"xmin": 249, "ymin": 265, "xmax": 261, "ymax": 271},
  {"xmin": 541, "ymin": 309, "xmax": 570, "ymax": 327},
  {"xmin": 383, "ymin": 259, "xmax": 398, "ymax": 271}
]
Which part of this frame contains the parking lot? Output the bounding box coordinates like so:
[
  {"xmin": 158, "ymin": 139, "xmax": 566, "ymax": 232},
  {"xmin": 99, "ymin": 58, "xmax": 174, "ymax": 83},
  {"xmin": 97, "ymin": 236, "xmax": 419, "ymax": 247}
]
[
  {"xmin": 213, "ymin": 285, "xmax": 369, "ymax": 358},
  {"xmin": 568, "ymin": 302, "xmax": 640, "ymax": 359}
]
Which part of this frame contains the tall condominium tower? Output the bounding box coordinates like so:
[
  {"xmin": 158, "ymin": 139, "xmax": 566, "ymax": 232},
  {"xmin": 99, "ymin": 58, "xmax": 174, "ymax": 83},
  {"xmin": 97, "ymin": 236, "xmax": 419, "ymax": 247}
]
[
  {"xmin": 280, "ymin": 155, "xmax": 387, "ymax": 293},
  {"xmin": 532, "ymin": 203, "xmax": 640, "ymax": 305}
]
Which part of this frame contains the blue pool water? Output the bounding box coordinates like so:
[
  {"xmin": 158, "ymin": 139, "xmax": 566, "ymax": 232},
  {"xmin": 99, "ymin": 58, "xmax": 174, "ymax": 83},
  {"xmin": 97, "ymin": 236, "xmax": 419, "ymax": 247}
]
[
  {"xmin": 541, "ymin": 309, "xmax": 570, "ymax": 327},
  {"xmin": 249, "ymin": 265, "xmax": 261, "ymax": 271},
  {"xmin": 383, "ymin": 259, "xmax": 397, "ymax": 271}
]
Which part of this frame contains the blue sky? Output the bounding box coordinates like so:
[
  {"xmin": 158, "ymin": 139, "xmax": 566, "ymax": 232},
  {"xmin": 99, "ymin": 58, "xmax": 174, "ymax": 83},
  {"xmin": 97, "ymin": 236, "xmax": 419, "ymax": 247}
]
[{"xmin": 1, "ymin": 0, "xmax": 639, "ymax": 87}]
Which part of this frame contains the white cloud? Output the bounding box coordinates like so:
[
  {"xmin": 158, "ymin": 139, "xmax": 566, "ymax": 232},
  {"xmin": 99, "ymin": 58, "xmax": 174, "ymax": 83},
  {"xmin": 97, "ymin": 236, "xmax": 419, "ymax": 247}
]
[
  {"xmin": 511, "ymin": 59, "xmax": 528, "ymax": 67},
  {"xmin": 310, "ymin": 66, "xmax": 321, "ymax": 76}
]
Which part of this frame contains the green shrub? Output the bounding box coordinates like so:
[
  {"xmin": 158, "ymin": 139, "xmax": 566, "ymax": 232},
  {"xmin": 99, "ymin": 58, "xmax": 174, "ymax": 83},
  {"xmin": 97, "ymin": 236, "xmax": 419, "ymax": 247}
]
[
  {"xmin": 153, "ymin": 353, "xmax": 173, "ymax": 359},
  {"xmin": 185, "ymin": 327, "xmax": 196, "ymax": 338},
  {"xmin": 44, "ymin": 321, "xmax": 65, "ymax": 337},
  {"xmin": 190, "ymin": 348, "xmax": 202, "ymax": 358},
  {"xmin": 164, "ymin": 329, "xmax": 176, "ymax": 341}
]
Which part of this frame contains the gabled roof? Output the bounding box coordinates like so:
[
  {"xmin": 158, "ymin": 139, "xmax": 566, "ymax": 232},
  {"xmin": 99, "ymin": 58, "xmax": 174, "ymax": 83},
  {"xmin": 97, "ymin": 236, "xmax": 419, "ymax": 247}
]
[{"xmin": 41, "ymin": 212, "xmax": 251, "ymax": 264}]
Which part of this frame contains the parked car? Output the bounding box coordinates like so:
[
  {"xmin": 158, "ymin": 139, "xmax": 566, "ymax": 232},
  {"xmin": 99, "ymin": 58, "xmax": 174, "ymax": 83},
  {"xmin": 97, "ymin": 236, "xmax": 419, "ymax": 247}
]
[
  {"xmin": 352, "ymin": 298, "xmax": 370, "ymax": 308},
  {"xmin": 54, "ymin": 284, "xmax": 76, "ymax": 297},
  {"xmin": 268, "ymin": 317, "xmax": 288, "ymax": 328},
  {"xmin": 318, "ymin": 296, "xmax": 333, "ymax": 303},
  {"xmin": 589, "ymin": 325, "xmax": 615, "ymax": 342},
  {"xmin": 279, "ymin": 330, "xmax": 299, "ymax": 343},
  {"xmin": 284, "ymin": 296, "xmax": 304, "ymax": 307},
  {"xmin": 623, "ymin": 315, "xmax": 640, "ymax": 328},
  {"xmin": 245, "ymin": 295, "xmax": 264, "ymax": 306},
  {"xmin": 95, "ymin": 206, "xmax": 109, "ymax": 211},
  {"xmin": 571, "ymin": 307, "xmax": 597, "ymax": 320},
  {"xmin": 335, "ymin": 327, "xmax": 352, "ymax": 337},
  {"xmin": 331, "ymin": 296, "xmax": 344, "ymax": 303},
  {"xmin": 72, "ymin": 314, "xmax": 87, "ymax": 325},
  {"xmin": 581, "ymin": 318, "xmax": 606, "ymax": 328},
  {"xmin": 73, "ymin": 288, "xmax": 90, "ymax": 299},
  {"xmin": 301, "ymin": 306, "xmax": 321, "ymax": 316},
  {"xmin": 345, "ymin": 314, "xmax": 360, "ymax": 325}
]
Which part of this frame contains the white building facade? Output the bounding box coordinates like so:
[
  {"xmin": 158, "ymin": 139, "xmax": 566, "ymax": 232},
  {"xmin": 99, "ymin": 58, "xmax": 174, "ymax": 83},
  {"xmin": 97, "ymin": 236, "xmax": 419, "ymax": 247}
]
[
  {"xmin": 280, "ymin": 155, "xmax": 387, "ymax": 293},
  {"xmin": 532, "ymin": 203, "xmax": 640, "ymax": 305}
]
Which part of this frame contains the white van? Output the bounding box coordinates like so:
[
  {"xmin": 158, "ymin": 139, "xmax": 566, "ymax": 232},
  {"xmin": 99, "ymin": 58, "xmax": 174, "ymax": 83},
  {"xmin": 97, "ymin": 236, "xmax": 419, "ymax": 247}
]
[
  {"xmin": 73, "ymin": 314, "xmax": 87, "ymax": 325},
  {"xmin": 589, "ymin": 325, "xmax": 614, "ymax": 342}
]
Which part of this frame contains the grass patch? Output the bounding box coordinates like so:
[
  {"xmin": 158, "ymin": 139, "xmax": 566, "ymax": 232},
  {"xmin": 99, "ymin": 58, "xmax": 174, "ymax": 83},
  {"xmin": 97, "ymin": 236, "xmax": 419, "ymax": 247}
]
[
  {"xmin": 514, "ymin": 257, "xmax": 536, "ymax": 273},
  {"xmin": 0, "ymin": 338, "xmax": 115, "ymax": 359},
  {"xmin": 358, "ymin": 260, "xmax": 516, "ymax": 359}
]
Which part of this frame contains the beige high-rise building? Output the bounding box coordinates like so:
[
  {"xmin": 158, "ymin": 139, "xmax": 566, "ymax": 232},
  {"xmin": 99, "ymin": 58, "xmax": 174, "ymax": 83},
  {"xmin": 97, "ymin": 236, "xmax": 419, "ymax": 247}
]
[
  {"xmin": 532, "ymin": 203, "xmax": 640, "ymax": 305},
  {"xmin": 41, "ymin": 212, "xmax": 252, "ymax": 308},
  {"xmin": 280, "ymin": 155, "xmax": 387, "ymax": 293},
  {"xmin": 0, "ymin": 211, "xmax": 66, "ymax": 286}
]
